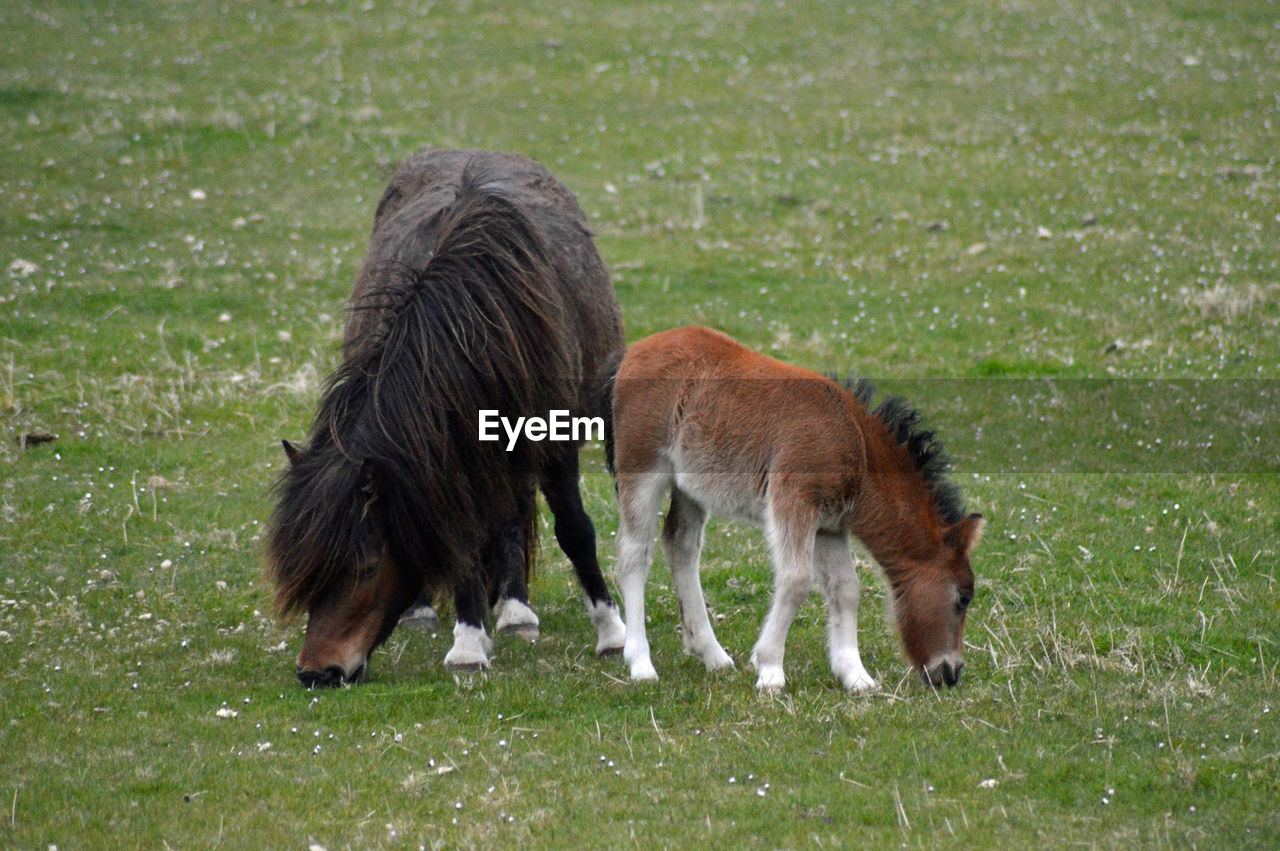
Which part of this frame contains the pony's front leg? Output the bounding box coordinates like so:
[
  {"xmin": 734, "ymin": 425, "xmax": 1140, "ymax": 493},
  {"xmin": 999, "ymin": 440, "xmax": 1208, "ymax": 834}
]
[
  {"xmin": 750, "ymin": 517, "xmax": 815, "ymax": 692},
  {"xmin": 663, "ymin": 489, "xmax": 733, "ymax": 671},
  {"xmin": 443, "ymin": 574, "xmax": 494, "ymax": 672},
  {"xmin": 814, "ymin": 533, "xmax": 876, "ymax": 693}
]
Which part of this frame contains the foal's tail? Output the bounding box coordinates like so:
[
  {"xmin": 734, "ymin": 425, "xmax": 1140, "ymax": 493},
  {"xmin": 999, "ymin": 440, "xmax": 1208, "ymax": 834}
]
[{"xmin": 593, "ymin": 350, "xmax": 625, "ymax": 477}]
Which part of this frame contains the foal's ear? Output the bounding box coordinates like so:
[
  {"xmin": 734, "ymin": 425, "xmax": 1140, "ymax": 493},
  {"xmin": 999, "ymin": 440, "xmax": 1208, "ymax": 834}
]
[
  {"xmin": 282, "ymin": 440, "xmax": 303, "ymax": 466},
  {"xmin": 945, "ymin": 513, "xmax": 985, "ymax": 556}
]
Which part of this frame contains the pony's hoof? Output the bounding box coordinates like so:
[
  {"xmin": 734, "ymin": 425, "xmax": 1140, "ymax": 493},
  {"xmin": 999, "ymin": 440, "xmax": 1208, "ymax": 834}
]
[
  {"xmin": 494, "ymin": 599, "xmax": 539, "ymax": 642},
  {"xmin": 588, "ymin": 600, "xmax": 626, "ymax": 655},
  {"xmin": 444, "ymin": 623, "xmax": 493, "ymax": 672},
  {"xmin": 498, "ymin": 622, "xmax": 540, "ymax": 643},
  {"xmin": 444, "ymin": 660, "xmax": 489, "ymax": 674},
  {"xmin": 398, "ymin": 604, "xmax": 439, "ymax": 632}
]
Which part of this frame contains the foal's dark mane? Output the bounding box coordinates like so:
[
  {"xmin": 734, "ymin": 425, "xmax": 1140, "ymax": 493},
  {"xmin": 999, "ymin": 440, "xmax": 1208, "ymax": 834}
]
[
  {"xmin": 268, "ymin": 169, "xmax": 568, "ymax": 613},
  {"xmin": 834, "ymin": 375, "xmax": 967, "ymax": 526}
]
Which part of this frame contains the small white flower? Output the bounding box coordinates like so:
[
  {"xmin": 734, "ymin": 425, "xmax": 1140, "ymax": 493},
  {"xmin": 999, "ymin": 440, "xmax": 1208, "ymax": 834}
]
[{"xmin": 7, "ymin": 259, "xmax": 39, "ymax": 278}]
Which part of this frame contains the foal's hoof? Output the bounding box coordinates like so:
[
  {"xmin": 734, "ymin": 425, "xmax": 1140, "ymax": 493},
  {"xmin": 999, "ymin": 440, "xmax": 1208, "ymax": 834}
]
[
  {"xmin": 692, "ymin": 644, "xmax": 735, "ymax": 672},
  {"xmin": 596, "ymin": 644, "xmax": 623, "ymax": 658},
  {"xmin": 842, "ymin": 675, "xmax": 878, "ymax": 694},
  {"xmin": 833, "ymin": 657, "xmax": 878, "ymax": 693},
  {"xmin": 754, "ymin": 666, "xmax": 786, "ymax": 693},
  {"xmin": 628, "ymin": 661, "xmax": 659, "ymax": 682}
]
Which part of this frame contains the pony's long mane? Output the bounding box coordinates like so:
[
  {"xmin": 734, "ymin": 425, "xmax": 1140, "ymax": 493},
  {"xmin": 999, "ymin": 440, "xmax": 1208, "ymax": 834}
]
[
  {"xmin": 268, "ymin": 170, "xmax": 569, "ymax": 613},
  {"xmin": 835, "ymin": 376, "xmax": 967, "ymax": 526}
]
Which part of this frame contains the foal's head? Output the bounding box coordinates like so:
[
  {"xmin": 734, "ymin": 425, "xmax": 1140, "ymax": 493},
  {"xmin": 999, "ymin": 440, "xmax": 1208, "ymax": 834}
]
[
  {"xmin": 269, "ymin": 441, "xmax": 421, "ymax": 688},
  {"xmin": 891, "ymin": 513, "xmax": 983, "ymax": 688}
]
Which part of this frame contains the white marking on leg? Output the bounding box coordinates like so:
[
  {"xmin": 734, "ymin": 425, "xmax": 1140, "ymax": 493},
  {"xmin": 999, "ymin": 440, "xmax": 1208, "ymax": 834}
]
[
  {"xmin": 443, "ymin": 622, "xmax": 493, "ymax": 672},
  {"xmin": 749, "ymin": 508, "xmax": 814, "ymax": 692},
  {"xmin": 619, "ymin": 527, "xmax": 658, "ymax": 681},
  {"xmin": 664, "ymin": 490, "xmax": 734, "ymax": 671},
  {"xmin": 616, "ymin": 471, "xmax": 668, "ymax": 683},
  {"xmin": 494, "ymin": 598, "xmax": 539, "ymax": 642},
  {"xmin": 586, "ymin": 598, "xmax": 626, "ymax": 655},
  {"xmin": 815, "ymin": 533, "xmax": 877, "ymax": 692}
]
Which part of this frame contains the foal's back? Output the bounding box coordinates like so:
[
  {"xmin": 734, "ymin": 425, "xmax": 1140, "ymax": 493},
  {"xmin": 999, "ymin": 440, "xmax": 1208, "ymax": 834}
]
[{"xmin": 612, "ymin": 326, "xmax": 866, "ymax": 518}]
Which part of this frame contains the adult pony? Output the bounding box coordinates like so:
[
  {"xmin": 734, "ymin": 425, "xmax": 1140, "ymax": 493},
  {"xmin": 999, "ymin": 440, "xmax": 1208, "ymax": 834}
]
[
  {"xmin": 269, "ymin": 149, "xmax": 626, "ymax": 687},
  {"xmin": 606, "ymin": 326, "xmax": 983, "ymax": 692}
]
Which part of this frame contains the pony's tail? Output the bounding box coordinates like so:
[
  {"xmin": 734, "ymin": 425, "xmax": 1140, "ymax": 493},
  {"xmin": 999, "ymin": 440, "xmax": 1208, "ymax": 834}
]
[{"xmin": 594, "ymin": 350, "xmax": 625, "ymax": 476}]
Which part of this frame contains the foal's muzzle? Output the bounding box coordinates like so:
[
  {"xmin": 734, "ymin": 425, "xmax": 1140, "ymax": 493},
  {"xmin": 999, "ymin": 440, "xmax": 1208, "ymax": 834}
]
[{"xmin": 922, "ymin": 659, "xmax": 964, "ymax": 689}]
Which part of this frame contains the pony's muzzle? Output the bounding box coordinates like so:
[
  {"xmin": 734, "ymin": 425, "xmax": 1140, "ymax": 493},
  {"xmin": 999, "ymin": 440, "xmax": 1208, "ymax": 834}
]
[
  {"xmin": 922, "ymin": 658, "xmax": 964, "ymax": 689},
  {"xmin": 297, "ymin": 663, "xmax": 365, "ymax": 689}
]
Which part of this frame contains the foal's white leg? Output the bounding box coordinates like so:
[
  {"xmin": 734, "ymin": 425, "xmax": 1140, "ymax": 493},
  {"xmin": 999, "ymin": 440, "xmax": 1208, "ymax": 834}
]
[
  {"xmin": 616, "ymin": 473, "xmax": 669, "ymax": 682},
  {"xmin": 663, "ymin": 490, "xmax": 734, "ymax": 672},
  {"xmin": 749, "ymin": 515, "xmax": 815, "ymax": 692},
  {"xmin": 814, "ymin": 533, "xmax": 876, "ymax": 692}
]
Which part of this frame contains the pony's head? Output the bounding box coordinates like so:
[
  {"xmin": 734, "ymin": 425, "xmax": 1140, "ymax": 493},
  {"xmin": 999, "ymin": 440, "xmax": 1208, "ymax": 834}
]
[
  {"xmin": 268, "ymin": 440, "xmax": 422, "ymax": 687},
  {"xmin": 890, "ymin": 512, "xmax": 983, "ymax": 688}
]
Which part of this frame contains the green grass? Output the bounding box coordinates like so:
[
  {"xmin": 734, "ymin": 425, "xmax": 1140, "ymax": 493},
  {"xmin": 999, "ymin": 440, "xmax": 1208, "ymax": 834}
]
[{"xmin": 3, "ymin": 0, "xmax": 1278, "ymax": 846}]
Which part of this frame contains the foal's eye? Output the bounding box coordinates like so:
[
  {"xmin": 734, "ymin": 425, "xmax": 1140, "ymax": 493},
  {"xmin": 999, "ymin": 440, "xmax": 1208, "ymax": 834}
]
[{"xmin": 956, "ymin": 589, "xmax": 974, "ymax": 614}]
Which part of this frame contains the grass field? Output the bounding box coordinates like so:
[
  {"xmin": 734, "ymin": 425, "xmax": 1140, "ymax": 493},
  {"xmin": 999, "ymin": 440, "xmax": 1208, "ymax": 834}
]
[{"xmin": 2, "ymin": 0, "xmax": 1278, "ymax": 846}]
